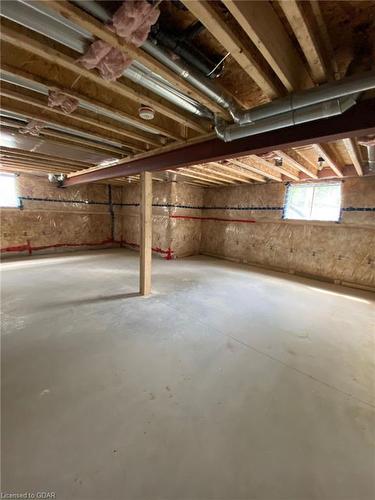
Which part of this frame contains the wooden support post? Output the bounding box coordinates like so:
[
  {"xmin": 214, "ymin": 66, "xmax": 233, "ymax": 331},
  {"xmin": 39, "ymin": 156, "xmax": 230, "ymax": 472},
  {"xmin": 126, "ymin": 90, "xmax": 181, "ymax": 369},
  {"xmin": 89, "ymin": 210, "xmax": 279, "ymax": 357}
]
[{"xmin": 140, "ymin": 171, "xmax": 152, "ymax": 296}]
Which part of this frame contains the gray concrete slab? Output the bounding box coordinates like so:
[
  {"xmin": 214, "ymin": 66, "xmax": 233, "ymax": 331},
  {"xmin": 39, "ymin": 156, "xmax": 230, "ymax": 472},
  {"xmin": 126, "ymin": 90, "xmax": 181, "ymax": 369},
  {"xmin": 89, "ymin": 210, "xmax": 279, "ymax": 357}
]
[{"xmin": 1, "ymin": 249, "xmax": 375, "ymax": 500}]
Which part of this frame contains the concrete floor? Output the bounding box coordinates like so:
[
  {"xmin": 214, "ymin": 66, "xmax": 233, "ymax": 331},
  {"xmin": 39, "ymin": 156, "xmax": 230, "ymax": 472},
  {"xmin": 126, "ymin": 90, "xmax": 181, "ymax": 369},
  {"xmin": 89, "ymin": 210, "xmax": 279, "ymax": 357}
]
[{"xmin": 2, "ymin": 248, "xmax": 375, "ymax": 500}]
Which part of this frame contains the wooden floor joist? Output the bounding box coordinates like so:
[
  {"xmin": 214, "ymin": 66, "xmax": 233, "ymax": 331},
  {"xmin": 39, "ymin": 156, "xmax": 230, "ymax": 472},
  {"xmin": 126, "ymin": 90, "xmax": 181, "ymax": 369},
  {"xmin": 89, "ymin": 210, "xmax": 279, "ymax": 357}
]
[
  {"xmin": 180, "ymin": 0, "xmax": 281, "ymax": 100},
  {"xmin": 46, "ymin": 0, "xmax": 229, "ymax": 118},
  {"xmin": 313, "ymin": 144, "xmax": 344, "ymax": 178},
  {"xmin": 278, "ymin": 0, "xmax": 328, "ymax": 84},
  {"xmin": 343, "ymin": 138, "xmax": 363, "ymax": 176},
  {"xmin": 274, "ymin": 149, "xmax": 318, "ymax": 179},
  {"xmin": 222, "ymin": 0, "xmax": 313, "ymax": 91},
  {"xmin": 0, "ymin": 23, "xmax": 208, "ymax": 135}
]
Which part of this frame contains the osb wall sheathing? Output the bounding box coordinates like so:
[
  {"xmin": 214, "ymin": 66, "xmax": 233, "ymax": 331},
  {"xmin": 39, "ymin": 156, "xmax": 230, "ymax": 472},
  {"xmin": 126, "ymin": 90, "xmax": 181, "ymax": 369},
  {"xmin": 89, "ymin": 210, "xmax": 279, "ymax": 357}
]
[
  {"xmin": 200, "ymin": 177, "xmax": 375, "ymax": 288},
  {"xmin": 1, "ymin": 174, "xmax": 122, "ymax": 256},
  {"xmin": 121, "ymin": 181, "xmax": 204, "ymax": 258}
]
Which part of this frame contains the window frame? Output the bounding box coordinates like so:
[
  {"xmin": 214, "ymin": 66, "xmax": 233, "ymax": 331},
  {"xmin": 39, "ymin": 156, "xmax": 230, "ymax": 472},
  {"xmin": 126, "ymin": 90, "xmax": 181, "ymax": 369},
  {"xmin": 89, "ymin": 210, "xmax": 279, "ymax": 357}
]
[
  {"xmin": 0, "ymin": 173, "xmax": 20, "ymax": 208},
  {"xmin": 283, "ymin": 181, "xmax": 342, "ymax": 222}
]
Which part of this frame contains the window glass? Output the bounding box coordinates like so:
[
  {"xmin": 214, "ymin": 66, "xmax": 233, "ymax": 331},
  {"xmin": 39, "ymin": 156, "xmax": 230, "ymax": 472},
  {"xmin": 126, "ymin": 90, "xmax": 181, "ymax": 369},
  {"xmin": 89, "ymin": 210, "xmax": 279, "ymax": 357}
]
[
  {"xmin": 0, "ymin": 173, "xmax": 19, "ymax": 207},
  {"xmin": 284, "ymin": 182, "xmax": 341, "ymax": 221}
]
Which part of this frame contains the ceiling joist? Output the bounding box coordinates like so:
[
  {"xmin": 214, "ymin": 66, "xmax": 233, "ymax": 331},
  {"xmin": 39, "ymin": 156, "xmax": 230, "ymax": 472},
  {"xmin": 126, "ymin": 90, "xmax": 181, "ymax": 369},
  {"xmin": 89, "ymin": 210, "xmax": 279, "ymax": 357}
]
[
  {"xmin": 180, "ymin": 0, "xmax": 281, "ymax": 99},
  {"xmin": 0, "ymin": 22, "xmax": 208, "ymax": 135},
  {"xmin": 222, "ymin": 0, "xmax": 313, "ymax": 91}
]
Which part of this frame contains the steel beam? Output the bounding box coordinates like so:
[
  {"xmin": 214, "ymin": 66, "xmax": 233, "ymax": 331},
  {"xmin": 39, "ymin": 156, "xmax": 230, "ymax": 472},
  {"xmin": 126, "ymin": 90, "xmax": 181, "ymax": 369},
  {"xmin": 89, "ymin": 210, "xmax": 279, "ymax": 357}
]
[{"xmin": 63, "ymin": 98, "xmax": 375, "ymax": 186}]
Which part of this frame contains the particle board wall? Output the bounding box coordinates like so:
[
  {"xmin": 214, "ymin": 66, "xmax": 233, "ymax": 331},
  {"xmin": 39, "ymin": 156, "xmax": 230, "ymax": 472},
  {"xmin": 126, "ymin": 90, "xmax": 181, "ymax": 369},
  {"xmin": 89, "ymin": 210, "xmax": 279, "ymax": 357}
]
[
  {"xmin": 200, "ymin": 177, "xmax": 375, "ymax": 288},
  {"xmin": 1, "ymin": 174, "xmax": 122, "ymax": 256},
  {"xmin": 121, "ymin": 181, "xmax": 203, "ymax": 258}
]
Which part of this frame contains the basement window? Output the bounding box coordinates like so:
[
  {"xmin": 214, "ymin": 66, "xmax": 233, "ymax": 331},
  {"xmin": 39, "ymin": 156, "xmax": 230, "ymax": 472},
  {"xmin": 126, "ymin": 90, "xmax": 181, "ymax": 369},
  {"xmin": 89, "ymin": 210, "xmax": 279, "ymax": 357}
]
[
  {"xmin": 284, "ymin": 182, "xmax": 341, "ymax": 221},
  {"xmin": 0, "ymin": 173, "xmax": 19, "ymax": 208}
]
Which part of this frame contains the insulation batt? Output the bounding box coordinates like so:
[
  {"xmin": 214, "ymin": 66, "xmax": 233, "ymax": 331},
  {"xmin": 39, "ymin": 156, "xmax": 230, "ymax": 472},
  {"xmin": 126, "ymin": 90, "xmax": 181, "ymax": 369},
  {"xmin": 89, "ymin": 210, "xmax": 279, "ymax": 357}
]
[
  {"xmin": 19, "ymin": 120, "xmax": 46, "ymax": 136},
  {"xmin": 108, "ymin": 0, "xmax": 160, "ymax": 46},
  {"xmin": 78, "ymin": 0, "xmax": 160, "ymax": 81},
  {"xmin": 48, "ymin": 89, "xmax": 79, "ymax": 114},
  {"xmin": 78, "ymin": 40, "xmax": 133, "ymax": 81}
]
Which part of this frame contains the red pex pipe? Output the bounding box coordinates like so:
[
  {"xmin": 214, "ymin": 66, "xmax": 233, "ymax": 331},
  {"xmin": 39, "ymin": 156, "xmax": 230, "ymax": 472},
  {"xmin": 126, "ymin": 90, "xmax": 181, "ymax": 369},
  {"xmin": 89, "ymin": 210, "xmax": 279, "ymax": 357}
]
[
  {"xmin": 1, "ymin": 238, "xmax": 115, "ymax": 255},
  {"xmin": 169, "ymin": 215, "xmax": 256, "ymax": 223},
  {"xmin": 1, "ymin": 239, "xmax": 174, "ymax": 260},
  {"xmin": 121, "ymin": 240, "xmax": 174, "ymax": 260}
]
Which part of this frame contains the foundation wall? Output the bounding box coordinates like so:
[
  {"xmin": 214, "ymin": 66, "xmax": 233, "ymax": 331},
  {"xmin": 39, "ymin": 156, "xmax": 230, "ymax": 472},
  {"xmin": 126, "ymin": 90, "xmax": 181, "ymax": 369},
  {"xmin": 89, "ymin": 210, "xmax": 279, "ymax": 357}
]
[
  {"xmin": 121, "ymin": 181, "xmax": 203, "ymax": 258},
  {"xmin": 2, "ymin": 174, "xmax": 374, "ymax": 289},
  {"xmin": 200, "ymin": 177, "xmax": 375, "ymax": 288},
  {"xmin": 1, "ymin": 174, "xmax": 122, "ymax": 257}
]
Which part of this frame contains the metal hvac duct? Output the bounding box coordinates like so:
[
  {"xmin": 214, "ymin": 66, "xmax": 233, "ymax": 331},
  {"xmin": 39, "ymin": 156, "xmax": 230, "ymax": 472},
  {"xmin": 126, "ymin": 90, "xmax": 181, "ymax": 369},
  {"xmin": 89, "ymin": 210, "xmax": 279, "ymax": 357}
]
[
  {"xmin": 1, "ymin": 0, "xmax": 213, "ymax": 120},
  {"xmin": 234, "ymin": 71, "xmax": 375, "ymax": 125},
  {"xmin": 368, "ymin": 146, "xmax": 375, "ymax": 171},
  {"xmin": 72, "ymin": 0, "xmax": 241, "ymax": 121},
  {"xmin": 215, "ymin": 71, "xmax": 375, "ymax": 142}
]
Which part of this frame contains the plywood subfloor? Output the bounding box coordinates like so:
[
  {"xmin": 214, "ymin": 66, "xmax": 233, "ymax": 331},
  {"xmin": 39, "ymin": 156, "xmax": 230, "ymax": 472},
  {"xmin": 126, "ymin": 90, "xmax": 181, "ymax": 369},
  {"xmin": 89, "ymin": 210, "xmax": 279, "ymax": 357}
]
[{"xmin": 2, "ymin": 249, "xmax": 374, "ymax": 499}]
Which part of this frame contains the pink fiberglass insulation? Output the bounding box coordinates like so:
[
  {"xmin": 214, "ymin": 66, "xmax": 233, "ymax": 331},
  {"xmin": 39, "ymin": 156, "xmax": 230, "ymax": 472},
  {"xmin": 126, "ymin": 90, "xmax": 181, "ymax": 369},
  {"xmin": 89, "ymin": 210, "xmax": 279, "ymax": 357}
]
[
  {"xmin": 78, "ymin": 0, "xmax": 159, "ymax": 81},
  {"xmin": 108, "ymin": 0, "xmax": 160, "ymax": 47},
  {"xmin": 48, "ymin": 89, "xmax": 79, "ymax": 114},
  {"xmin": 19, "ymin": 120, "xmax": 46, "ymax": 137},
  {"xmin": 78, "ymin": 39, "xmax": 133, "ymax": 81}
]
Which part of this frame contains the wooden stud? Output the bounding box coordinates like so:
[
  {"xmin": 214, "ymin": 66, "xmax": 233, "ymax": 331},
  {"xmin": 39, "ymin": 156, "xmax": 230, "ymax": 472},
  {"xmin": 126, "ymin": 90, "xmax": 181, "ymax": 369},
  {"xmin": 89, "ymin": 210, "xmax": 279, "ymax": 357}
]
[
  {"xmin": 180, "ymin": 0, "xmax": 280, "ymax": 99},
  {"xmin": 342, "ymin": 138, "xmax": 363, "ymax": 176},
  {"xmin": 140, "ymin": 172, "xmax": 152, "ymax": 296},
  {"xmin": 223, "ymin": 0, "xmax": 313, "ymax": 91}
]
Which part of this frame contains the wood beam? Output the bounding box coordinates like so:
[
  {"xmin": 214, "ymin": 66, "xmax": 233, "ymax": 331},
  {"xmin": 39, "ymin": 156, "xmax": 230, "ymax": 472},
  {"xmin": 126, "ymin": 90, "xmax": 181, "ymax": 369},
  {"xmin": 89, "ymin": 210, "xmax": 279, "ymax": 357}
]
[
  {"xmin": 62, "ymin": 97, "xmax": 375, "ymax": 186},
  {"xmin": 274, "ymin": 149, "xmax": 318, "ymax": 179},
  {"xmin": 45, "ymin": 0, "xmax": 228, "ymax": 118},
  {"xmin": 180, "ymin": 0, "xmax": 280, "ymax": 99},
  {"xmin": 278, "ymin": 0, "xmax": 328, "ymax": 84},
  {"xmin": 343, "ymin": 138, "xmax": 363, "ymax": 176},
  {"xmin": 0, "ymin": 23, "xmax": 207, "ymax": 135},
  {"xmin": 140, "ymin": 172, "xmax": 152, "ymax": 296},
  {"xmin": 313, "ymin": 144, "xmax": 343, "ymax": 177},
  {"xmin": 223, "ymin": 0, "xmax": 312, "ymax": 91}
]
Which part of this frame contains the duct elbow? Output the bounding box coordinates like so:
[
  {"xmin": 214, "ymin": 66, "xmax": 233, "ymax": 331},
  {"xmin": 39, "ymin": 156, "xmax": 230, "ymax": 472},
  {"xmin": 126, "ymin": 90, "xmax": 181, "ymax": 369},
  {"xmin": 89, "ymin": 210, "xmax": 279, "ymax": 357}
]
[{"xmin": 214, "ymin": 116, "xmax": 229, "ymax": 141}]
